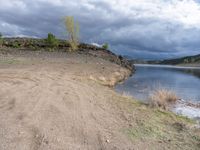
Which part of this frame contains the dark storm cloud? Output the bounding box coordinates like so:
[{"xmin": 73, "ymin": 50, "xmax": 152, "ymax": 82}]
[
  {"xmin": 1, "ymin": 0, "xmax": 200, "ymax": 59},
  {"xmin": 0, "ymin": 1, "xmax": 66, "ymax": 37}
]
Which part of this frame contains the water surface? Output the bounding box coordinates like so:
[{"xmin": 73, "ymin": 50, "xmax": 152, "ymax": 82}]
[{"xmin": 116, "ymin": 64, "xmax": 200, "ymax": 102}]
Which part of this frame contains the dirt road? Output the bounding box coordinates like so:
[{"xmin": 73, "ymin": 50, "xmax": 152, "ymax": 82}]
[{"xmin": 0, "ymin": 54, "xmax": 132, "ymax": 150}]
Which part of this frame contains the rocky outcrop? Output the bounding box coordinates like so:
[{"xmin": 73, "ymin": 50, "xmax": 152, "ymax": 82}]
[{"xmin": 78, "ymin": 43, "xmax": 135, "ymax": 73}]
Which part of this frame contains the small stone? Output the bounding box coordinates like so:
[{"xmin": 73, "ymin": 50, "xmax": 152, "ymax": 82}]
[
  {"xmin": 35, "ymin": 134, "xmax": 39, "ymax": 138},
  {"xmin": 106, "ymin": 139, "xmax": 110, "ymax": 143},
  {"xmin": 44, "ymin": 140, "xmax": 49, "ymax": 144},
  {"xmin": 129, "ymin": 124, "xmax": 133, "ymax": 127}
]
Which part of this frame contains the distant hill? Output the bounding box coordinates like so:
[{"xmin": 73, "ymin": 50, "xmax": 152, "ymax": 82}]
[
  {"xmin": 148, "ymin": 54, "xmax": 200, "ymax": 65},
  {"xmin": 127, "ymin": 54, "xmax": 200, "ymax": 66}
]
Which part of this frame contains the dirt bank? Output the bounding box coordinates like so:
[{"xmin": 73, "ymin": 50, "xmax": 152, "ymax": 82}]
[
  {"xmin": 0, "ymin": 51, "xmax": 200, "ymax": 150},
  {"xmin": 1, "ymin": 38, "xmax": 135, "ymax": 72}
]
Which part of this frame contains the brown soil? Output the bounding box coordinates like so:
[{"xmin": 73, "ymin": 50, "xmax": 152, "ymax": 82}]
[{"xmin": 0, "ymin": 50, "xmax": 200, "ymax": 150}]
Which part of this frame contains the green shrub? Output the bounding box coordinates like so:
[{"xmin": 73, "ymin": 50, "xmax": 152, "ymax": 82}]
[
  {"xmin": 0, "ymin": 33, "xmax": 3, "ymax": 47},
  {"xmin": 102, "ymin": 43, "xmax": 109, "ymax": 50},
  {"xmin": 12, "ymin": 41, "xmax": 21, "ymax": 48},
  {"xmin": 46, "ymin": 33, "xmax": 59, "ymax": 48}
]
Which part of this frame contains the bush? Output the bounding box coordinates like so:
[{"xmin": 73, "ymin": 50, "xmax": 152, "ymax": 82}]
[
  {"xmin": 149, "ymin": 89, "xmax": 178, "ymax": 110},
  {"xmin": 64, "ymin": 16, "xmax": 79, "ymax": 51},
  {"xmin": 102, "ymin": 43, "xmax": 109, "ymax": 50},
  {"xmin": 0, "ymin": 33, "xmax": 3, "ymax": 47},
  {"xmin": 46, "ymin": 33, "xmax": 59, "ymax": 48},
  {"xmin": 11, "ymin": 41, "xmax": 21, "ymax": 48}
]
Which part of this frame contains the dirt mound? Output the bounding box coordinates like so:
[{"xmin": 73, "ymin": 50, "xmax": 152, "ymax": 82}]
[{"xmin": 1, "ymin": 38, "xmax": 135, "ymax": 72}]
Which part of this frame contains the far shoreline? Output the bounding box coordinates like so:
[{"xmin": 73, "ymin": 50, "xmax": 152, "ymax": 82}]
[{"xmin": 135, "ymin": 63, "xmax": 200, "ymax": 69}]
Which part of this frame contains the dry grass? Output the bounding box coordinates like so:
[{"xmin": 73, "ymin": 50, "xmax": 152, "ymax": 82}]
[
  {"xmin": 149, "ymin": 89, "xmax": 178, "ymax": 110},
  {"xmin": 121, "ymin": 91, "xmax": 133, "ymax": 99}
]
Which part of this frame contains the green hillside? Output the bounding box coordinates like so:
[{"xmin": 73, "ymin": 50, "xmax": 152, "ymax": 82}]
[{"xmin": 160, "ymin": 54, "xmax": 200, "ymax": 65}]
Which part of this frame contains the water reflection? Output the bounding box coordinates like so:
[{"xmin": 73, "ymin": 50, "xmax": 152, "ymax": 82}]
[
  {"xmin": 116, "ymin": 64, "xmax": 200, "ymax": 102},
  {"xmin": 177, "ymin": 69, "xmax": 200, "ymax": 79}
]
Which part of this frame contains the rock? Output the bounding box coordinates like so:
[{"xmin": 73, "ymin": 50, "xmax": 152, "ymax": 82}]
[{"xmin": 106, "ymin": 139, "xmax": 110, "ymax": 143}]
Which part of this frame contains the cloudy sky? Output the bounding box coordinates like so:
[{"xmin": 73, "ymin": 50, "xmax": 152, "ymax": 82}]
[{"xmin": 1, "ymin": 0, "xmax": 200, "ymax": 59}]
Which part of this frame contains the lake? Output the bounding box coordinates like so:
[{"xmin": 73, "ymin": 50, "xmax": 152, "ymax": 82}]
[{"xmin": 116, "ymin": 64, "xmax": 200, "ymax": 118}]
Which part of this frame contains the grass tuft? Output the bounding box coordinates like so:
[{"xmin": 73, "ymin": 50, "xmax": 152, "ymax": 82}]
[{"xmin": 149, "ymin": 89, "xmax": 178, "ymax": 110}]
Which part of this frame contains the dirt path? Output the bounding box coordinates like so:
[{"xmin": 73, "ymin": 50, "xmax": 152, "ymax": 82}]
[{"xmin": 0, "ymin": 55, "xmax": 133, "ymax": 150}]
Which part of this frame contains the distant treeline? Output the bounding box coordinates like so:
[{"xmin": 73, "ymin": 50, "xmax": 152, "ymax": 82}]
[
  {"xmin": 148, "ymin": 54, "xmax": 200, "ymax": 65},
  {"xmin": 127, "ymin": 54, "xmax": 200, "ymax": 65}
]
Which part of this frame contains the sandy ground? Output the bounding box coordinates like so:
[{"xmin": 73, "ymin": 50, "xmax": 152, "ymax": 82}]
[
  {"xmin": 0, "ymin": 53, "xmax": 134, "ymax": 150},
  {"xmin": 0, "ymin": 51, "xmax": 200, "ymax": 150}
]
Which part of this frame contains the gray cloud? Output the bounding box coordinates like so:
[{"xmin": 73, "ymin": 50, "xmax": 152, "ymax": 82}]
[{"xmin": 1, "ymin": 0, "xmax": 200, "ymax": 59}]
